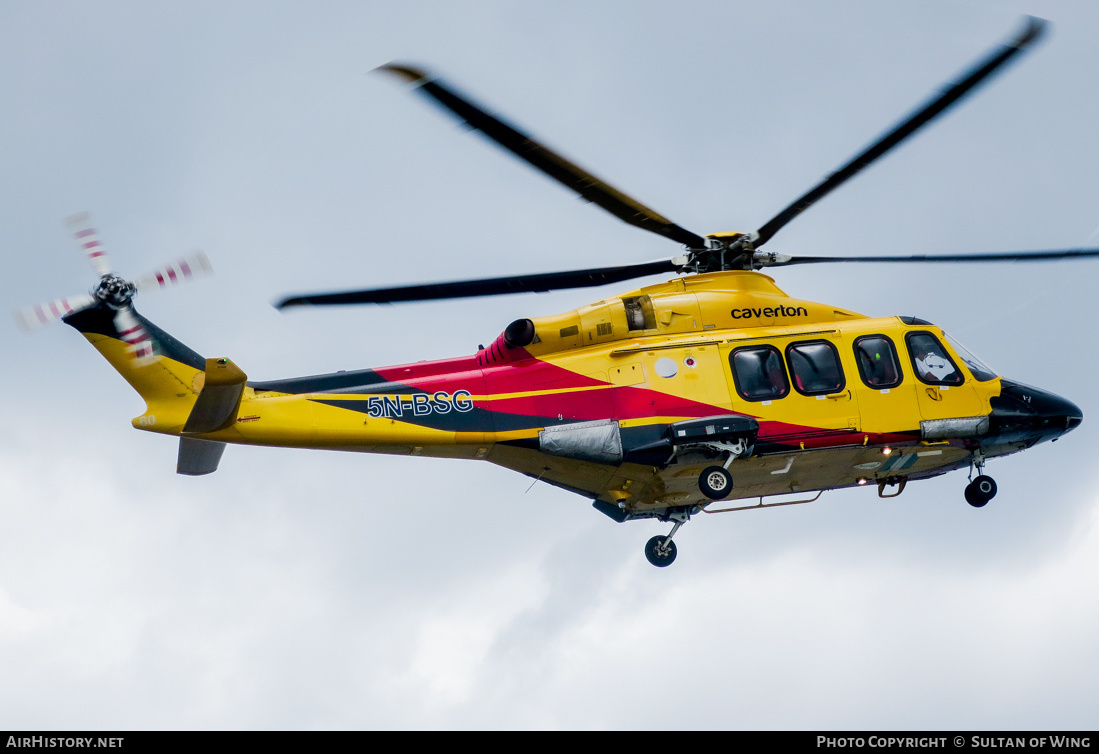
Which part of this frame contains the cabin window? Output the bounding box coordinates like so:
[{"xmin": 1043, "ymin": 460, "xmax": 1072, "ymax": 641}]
[
  {"xmin": 854, "ymin": 335, "xmax": 902, "ymax": 389},
  {"xmin": 786, "ymin": 341, "xmax": 845, "ymax": 395},
  {"xmin": 730, "ymin": 345, "xmax": 789, "ymax": 401},
  {"xmin": 943, "ymin": 333, "xmax": 998, "ymax": 382},
  {"xmin": 905, "ymin": 332, "xmax": 963, "ymax": 386}
]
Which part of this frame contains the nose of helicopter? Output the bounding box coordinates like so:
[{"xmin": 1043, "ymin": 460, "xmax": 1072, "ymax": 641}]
[{"xmin": 989, "ymin": 379, "xmax": 1083, "ymax": 444}]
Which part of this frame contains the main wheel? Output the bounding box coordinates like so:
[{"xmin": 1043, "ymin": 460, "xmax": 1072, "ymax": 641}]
[
  {"xmin": 965, "ymin": 475, "xmax": 997, "ymax": 507},
  {"xmin": 699, "ymin": 466, "xmax": 733, "ymax": 500},
  {"xmin": 644, "ymin": 535, "xmax": 677, "ymax": 567}
]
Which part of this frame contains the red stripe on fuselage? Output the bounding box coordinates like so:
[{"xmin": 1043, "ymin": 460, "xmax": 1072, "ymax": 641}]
[
  {"xmin": 369, "ymin": 351, "xmax": 738, "ymax": 422},
  {"xmin": 370, "ymin": 350, "xmax": 603, "ymax": 394},
  {"xmin": 324, "ymin": 352, "xmax": 912, "ymax": 452}
]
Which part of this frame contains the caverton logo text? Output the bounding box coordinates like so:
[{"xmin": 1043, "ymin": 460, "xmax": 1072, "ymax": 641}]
[{"xmin": 730, "ymin": 305, "xmax": 809, "ymax": 319}]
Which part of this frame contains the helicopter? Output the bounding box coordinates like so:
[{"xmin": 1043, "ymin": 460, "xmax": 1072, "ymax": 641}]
[{"xmin": 15, "ymin": 16, "xmax": 1092, "ymax": 566}]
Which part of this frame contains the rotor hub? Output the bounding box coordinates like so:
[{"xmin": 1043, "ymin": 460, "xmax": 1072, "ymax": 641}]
[
  {"xmin": 682, "ymin": 233, "xmax": 758, "ymax": 273},
  {"xmin": 94, "ymin": 274, "xmax": 136, "ymax": 309}
]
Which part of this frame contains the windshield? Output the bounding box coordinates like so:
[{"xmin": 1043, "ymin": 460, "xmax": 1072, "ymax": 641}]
[{"xmin": 944, "ymin": 333, "xmax": 998, "ymax": 382}]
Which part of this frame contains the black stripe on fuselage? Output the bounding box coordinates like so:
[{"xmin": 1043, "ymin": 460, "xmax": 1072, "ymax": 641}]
[
  {"xmin": 312, "ymin": 398, "xmax": 680, "ymax": 446},
  {"xmin": 250, "ymin": 370, "xmax": 400, "ymax": 394},
  {"xmin": 312, "ymin": 397, "xmax": 604, "ymax": 433}
]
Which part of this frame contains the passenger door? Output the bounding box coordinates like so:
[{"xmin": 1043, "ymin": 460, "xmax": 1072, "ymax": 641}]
[
  {"xmin": 779, "ymin": 338, "xmax": 860, "ymax": 437},
  {"xmin": 851, "ymin": 333, "xmax": 921, "ymax": 435}
]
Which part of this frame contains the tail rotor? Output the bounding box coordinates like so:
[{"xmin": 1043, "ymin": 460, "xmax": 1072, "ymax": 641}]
[
  {"xmin": 13, "ymin": 294, "xmax": 97, "ymax": 333},
  {"xmin": 133, "ymin": 252, "xmax": 212, "ymax": 293},
  {"xmin": 112, "ymin": 305, "xmax": 157, "ymax": 364},
  {"xmin": 14, "ymin": 213, "xmax": 211, "ymax": 363},
  {"xmin": 66, "ymin": 211, "xmax": 112, "ymax": 278}
]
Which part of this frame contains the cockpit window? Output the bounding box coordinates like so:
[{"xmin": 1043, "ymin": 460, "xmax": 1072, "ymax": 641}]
[
  {"xmin": 730, "ymin": 345, "xmax": 789, "ymax": 401},
  {"xmin": 786, "ymin": 341, "xmax": 845, "ymax": 395},
  {"xmin": 905, "ymin": 332, "xmax": 963, "ymax": 386},
  {"xmin": 943, "ymin": 333, "xmax": 998, "ymax": 382},
  {"xmin": 854, "ymin": 335, "xmax": 902, "ymax": 389}
]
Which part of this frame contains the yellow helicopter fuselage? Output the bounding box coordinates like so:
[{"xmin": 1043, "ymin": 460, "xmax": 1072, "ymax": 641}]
[{"xmin": 64, "ymin": 270, "xmax": 1079, "ymax": 516}]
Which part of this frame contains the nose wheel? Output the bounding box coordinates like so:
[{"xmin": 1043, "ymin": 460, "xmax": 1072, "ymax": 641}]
[
  {"xmin": 965, "ymin": 451, "xmax": 997, "ymax": 507},
  {"xmin": 965, "ymin": 475, "xmax": 997, "ymax": 507}
]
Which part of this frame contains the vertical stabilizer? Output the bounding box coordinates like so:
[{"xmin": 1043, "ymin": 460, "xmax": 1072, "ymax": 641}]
[{"xmin": 63, "ymin": 303, "xmax": 207, "ymax": 433}]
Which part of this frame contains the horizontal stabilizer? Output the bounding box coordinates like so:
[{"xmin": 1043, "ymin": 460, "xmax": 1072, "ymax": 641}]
[
  {"xmin": 177, "ymin": 437, "xmax": 226, "ymax": 475},
  {"xmin": 183, "ymin": 357, "xmax": 247, "ymax": 434}
]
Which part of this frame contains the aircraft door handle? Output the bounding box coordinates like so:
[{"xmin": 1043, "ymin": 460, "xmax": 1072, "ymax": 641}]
[
  {"xmin": 925, "ymin": 387, "xmax": 943, "ymax": 401},
  {"xmin": 826, "ymin": 390, "xmax": 851, "ymax": 401}
]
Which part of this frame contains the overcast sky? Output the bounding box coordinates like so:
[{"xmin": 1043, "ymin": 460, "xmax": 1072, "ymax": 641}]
[{"xmin": 2, "ymin": 0, "xmax": 1098, "ymax": 730}]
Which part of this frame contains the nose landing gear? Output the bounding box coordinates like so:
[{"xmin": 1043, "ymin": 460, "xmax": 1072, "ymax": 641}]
[
  {"xmin": 965, "ymin": 451, "xmax": 997, "ymax": 507},
  {"xmin": 965, "ymin": 475, "xmax": 997, "ymax": 507}
]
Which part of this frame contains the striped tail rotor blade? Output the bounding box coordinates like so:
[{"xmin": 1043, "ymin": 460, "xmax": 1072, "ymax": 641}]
[
  {"xmin": 133, "ymin": 252, "xmax": 212, "ymax": 292},
  {"xmin": 65, "ymin": 212, "xmax": 112, "ymax": 277},
  {"xmin": 113, "ymin": 306, "xmax": 158, "ymax": 364},
  {"xmin": 13, "ymin": 293, "xmax": 97, "ymax": 333}
]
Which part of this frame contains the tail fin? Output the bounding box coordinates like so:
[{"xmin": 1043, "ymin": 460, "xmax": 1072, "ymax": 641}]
[
  {"xmin": 63, "ymin": 303, "xmax": 208, "ymax": 433},
  {"xmin": 176, "ymin": 357, "xmax": 248, "ymax": 476}
]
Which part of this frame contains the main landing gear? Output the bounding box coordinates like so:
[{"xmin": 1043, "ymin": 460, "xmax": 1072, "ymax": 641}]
[
  {"xmin": 644, "ymin": 508, "xmax": 691, "ymax": 567},
  {"xmin": 965, "ymin": 451, "xmax": 997, "ymax": 508},
  {"xmin": 645, "ymin": 535, "xmax": 677, "ymax": 567},
  {"xmin": 645, "ymin": 454, "xmax": 735, "ymax": 567},
  {"xmin": 695, "ymin": 439, "xmax": 744, "ymax": 501},
  {"xmin": 644, "ymin": 436, "xmax": 747, "ymax": 567},
  {"xmin": 699, "ymin": 465, "xmax": 733, "ymax": 500}
]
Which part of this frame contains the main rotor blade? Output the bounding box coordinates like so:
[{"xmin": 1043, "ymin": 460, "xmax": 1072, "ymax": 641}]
[
  {"xmin": 761, "ymin": 247, "xmax": 1099, "ymax": 267},
  {"xmin": 753, "ymin": 16, "xmax": 1047, "ymax": 248},
  {"xmin": 276, "ymin": 259, "xmax": 681, "ymax": 308},
  {"xmin": 377, "ymin": 63, "xmax": 709, "ymax": 250}
]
